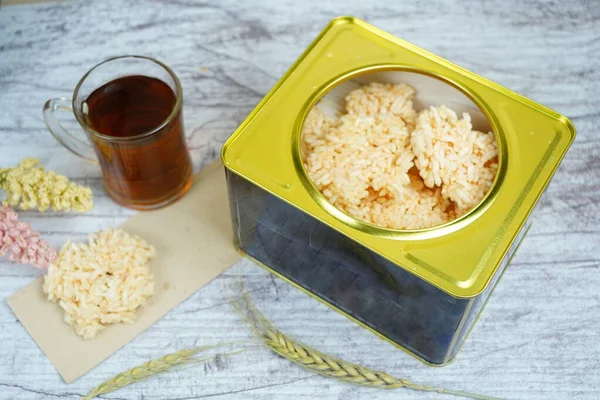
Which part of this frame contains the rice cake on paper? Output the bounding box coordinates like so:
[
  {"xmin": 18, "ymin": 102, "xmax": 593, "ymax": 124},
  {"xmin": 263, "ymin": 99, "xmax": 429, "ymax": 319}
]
[{"xmin": 7, "ymin": 160, "xmax": 241, "ymax": 383}]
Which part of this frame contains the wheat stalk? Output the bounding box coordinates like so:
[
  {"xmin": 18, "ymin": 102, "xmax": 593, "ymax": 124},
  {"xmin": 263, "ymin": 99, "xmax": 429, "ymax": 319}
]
[
  {"xmin": 234, "ymin": 292, "xmax": 505, "ymax": 400},
  {"xmin": 81, "ymin": 345, "xmax": 245, "ymax": 400},
  {"xmin": 81, "ymin": 289, "xmax": 506, "ymax": 400}
]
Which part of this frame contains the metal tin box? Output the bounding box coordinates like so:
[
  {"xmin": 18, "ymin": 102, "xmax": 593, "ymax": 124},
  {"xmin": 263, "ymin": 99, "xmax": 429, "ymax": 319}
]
[{"xmin": 221, "ymin": 17, "xmax": 575, "ymax": 364}]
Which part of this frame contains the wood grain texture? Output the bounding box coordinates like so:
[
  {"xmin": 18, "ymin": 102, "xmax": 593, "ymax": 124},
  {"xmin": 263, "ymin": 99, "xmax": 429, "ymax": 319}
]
[{"xmin": 0, "ymin": 0, "xmax": 598, "ymax": 399}]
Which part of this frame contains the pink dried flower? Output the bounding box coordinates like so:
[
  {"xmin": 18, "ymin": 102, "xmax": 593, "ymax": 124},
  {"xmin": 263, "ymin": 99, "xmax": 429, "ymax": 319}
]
[{"xmin": 0, "ymin": 205, "xmax": 56, "ymax": 268}]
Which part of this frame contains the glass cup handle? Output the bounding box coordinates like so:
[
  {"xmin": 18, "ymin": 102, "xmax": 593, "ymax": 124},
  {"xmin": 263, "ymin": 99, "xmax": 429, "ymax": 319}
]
[{"xmin": 43, "ymin": 98, "xmax": 98, "ymax": 164}]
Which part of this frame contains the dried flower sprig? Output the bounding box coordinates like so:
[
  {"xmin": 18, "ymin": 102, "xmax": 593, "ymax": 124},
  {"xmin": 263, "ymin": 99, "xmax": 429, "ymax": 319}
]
[
  {"xmin": 234, "ymin": 292, "xmax": 505, "ymax": 400},
  {"xmin": 0, "ymin": 205, "xmax": 56, "ymax": 268},
  {"xmin": 0, "ymin": 158, "xmax": 93, "ymax": 212},
  {"xmin": 82, "ymin": 345, "xmax": 247, "ymax": 400}
]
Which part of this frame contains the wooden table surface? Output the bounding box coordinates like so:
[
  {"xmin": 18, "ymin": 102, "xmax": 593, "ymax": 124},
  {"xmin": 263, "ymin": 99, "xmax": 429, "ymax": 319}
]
[{"xmin": 1, "ymin": 0, "xmax": 598, "ymax": 399}]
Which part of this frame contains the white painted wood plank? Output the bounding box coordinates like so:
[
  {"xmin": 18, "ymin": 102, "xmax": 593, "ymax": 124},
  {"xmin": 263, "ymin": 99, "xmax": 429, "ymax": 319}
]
[{"xmin": 0, "ymin": 0, "xmax": 598, "ymax": 399}]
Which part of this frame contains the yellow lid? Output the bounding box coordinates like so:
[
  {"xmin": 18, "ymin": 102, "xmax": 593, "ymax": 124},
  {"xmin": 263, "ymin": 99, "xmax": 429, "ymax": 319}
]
[{"xmin": 222, "ymin": 17, "xmax": 576, "ymax": 298}]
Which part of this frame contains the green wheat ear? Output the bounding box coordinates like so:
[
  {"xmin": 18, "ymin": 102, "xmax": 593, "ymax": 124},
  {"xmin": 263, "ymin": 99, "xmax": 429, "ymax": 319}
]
[
  {"xmin": 82, "ymin": 287, "xmax": 506, "ymax": 400},
  {"xmin": 81, "ymin": 345, "xmax": 245, "ymax": 400}
]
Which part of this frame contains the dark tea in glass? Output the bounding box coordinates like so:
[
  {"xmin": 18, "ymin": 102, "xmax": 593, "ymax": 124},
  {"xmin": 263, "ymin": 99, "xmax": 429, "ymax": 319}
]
[{"xmin": 43, "ymin": 56, "xmax": 193, "ymax": 210}]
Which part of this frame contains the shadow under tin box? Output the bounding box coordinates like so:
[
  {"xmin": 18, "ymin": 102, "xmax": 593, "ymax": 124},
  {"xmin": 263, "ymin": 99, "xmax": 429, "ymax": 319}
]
[{"xmin": 221, "ymin": 17, "xmax": 576, "ymax": 365}]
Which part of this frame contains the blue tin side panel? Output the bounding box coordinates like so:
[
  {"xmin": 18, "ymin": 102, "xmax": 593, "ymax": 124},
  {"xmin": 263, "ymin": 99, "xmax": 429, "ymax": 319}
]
[{"xmin": 226, "ymin": 170, "xmax": 517, "ymax": 364}]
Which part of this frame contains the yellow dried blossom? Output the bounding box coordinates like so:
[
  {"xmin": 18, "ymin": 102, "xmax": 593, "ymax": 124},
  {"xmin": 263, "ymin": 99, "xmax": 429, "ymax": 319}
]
[{"xmin": 0, "ymin": 158, "xmax": 93, "ymax": 212}]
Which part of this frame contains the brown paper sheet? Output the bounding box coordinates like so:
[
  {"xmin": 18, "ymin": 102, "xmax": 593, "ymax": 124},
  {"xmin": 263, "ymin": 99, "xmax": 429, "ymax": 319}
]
[{"xmin": 7, "ymin": 161, "xmax": 242, "ymax": 383}]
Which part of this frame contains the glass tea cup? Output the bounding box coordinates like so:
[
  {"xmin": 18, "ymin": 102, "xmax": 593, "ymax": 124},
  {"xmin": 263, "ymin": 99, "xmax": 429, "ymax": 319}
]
[{"xmin": 43, "ymin": 55, "xmax": 193, "ymax": 210}]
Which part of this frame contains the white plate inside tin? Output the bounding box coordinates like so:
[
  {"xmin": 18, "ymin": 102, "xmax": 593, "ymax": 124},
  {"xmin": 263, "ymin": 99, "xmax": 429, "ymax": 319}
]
[{"xmin": 317, "ymin": 70, "xmax": 491, "ymax": 132}]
